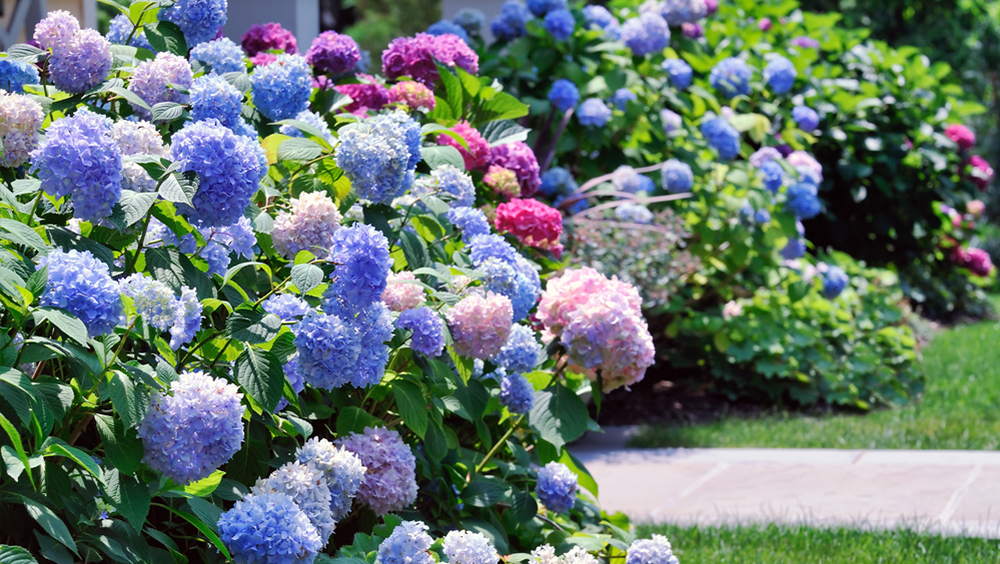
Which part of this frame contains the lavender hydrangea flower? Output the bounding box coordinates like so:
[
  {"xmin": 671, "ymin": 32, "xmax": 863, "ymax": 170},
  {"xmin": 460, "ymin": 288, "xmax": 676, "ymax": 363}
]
[
  {"xmin": 760, "ymin": 160, "xmax": 784, "ymax": 192},
  {"xmin": 217, "ymin": 491, "xmax": 323, "ymax": 564},
  {"xmin": 822, "ymin": 266, "xmax": 849, "ymax": 298},
  {"xmin": 342, "ymin": 301, "xmax": 394, "ymax": 387},
  {"xmin": 136, "ymin": 371, "xmax": 244, "ymax": 484},
  {"xmin": 763, "ymin": 56, "xmax": 797, "ymax": 94},
  {"xmin": 448, "ymin": 291, "xmax": 514, "ymax": 359},
  {"xmin": 662, "ymin": 58, "xmax": 692, "ymax": 89},
  {"xmin": 491, "ymin": 324, "xmax": 542, "ymax": 373},
  {"xmin": 0, "ymin": 91, "xmax": 43, "ymax": 168},
  {"xmin": 454, "ymin": 9, "xmax": 487, "ymax": 35},
  {"xmin": 781, "ymin": 237, "xmax": 806, "ymax": 260},
  {"xmin": 491, "ymin": 0, "xmax": 533, "ymax": 42},
  {"xmin": 121, "ymin": 274, "xmax": 202, "ymax": 347},
  {"xmin": 489, "ymin": 141, "xmax": 541, "ymax": 196},
  {"xmin": 620, "ymin": 13, "xmax": 670, "ymax": 56},
  {"xmin": 750, "ymin": 146, "xmax": 781, "ymax": 168},
  {"xmin": 31, "ymin": 109, "xmax": 122, "ymax": 222},
  {"xmin": 412, "ymin": 165, "xmax": 476, "ymax": 208},
  {"xmin": 792, "ymin": 105, "xmax": 820, "ymax": 131},
  {"xmin": 0, "ymin": 59, "xmax": 39, "ymax": 93},
  {"xmin": 252, "ymin": 461, "xmax": 336, "ymax": 546},
  {"xmin": 307, "ymin": 31, "xmax": 362, "ymax": 76},
  {"xmin": 661, "ymin": 108, "xmax": 683, "ymax": 133},
  {"xmin": 337, "ymin": 427, "xmax": 418, "ymax": 515},
  {"xmin": 443, "ymin": 530, "xmax": 500, "ymax": 564},
  {"xmin": 427, "ymin": 20, "xmax": 470, "ymax": 44},
  {"xmin": 328, "ymin": 224, "xmax": 392, "ymax": 311},
  {"xmin": 753, "ymin": 208, "xmax": 771, "ymax": 224},
  {"xmin": 709, "ymin": 57, "xmax": 752, "ymax": 98},
  {"xmin": 615, "ymin": 202, "xmax": 655, "ymax": 223},
  {"xmin": 33, "ymin": 10, "xmax": 79, "ymax": 51},
  {"xmin": 127, "ymin": 52, "xmax": 193, "ymax": 120},
  {"xmin": 106, "ymin": 14, "xmax": 154, "ymax": 51},
  {"xmin": 397, "ymin": 306, "xmax": 446, "ymax": 357},
  {"xmin": 626, "ymin": 535, "xmax": 679, "ymax": 564},
  {"xmin": 545, "ymin": 9, "xmax": 576, "ymax": 41},
  {"xmin": 48, "ymin": 28, "xmax": 113, "ymax": 94},
  {"xmin": 39, "ymin": 249, "xmax": 122, "ymax": 337},
  {"xmin": 582, "ymin": 5, "xmax": 620, "ymax": 38},
  {"xmin": 377, "ymin": 521, "xmax": 435, "ymax": 564},
  {"xmin": 577, "ymin": 98, "xmax": 612, "ymax": 127},
  {"xmin": 263, "ymin": 293, "xmax": 311, "ymax": 321},
  {"xmin": 500, "ymin": 372, "xmax": 535, "ymax": 414},
  {"xmin": 158, "ymin": 0, "xmax": 227, "ymax": 47},
  {"xmin": 611, "ymin": 166, "xmax": 645, "ymax": 193},
  {"xmin": 790, "ymin": 36, "xmax": 820, "ymax": 48},
  {"xmin": 190, "ymin": 38, "xmax": 245, "ymax": 74},
  {"xmin": 610, "ymin": 88, "xmax": 637, "ymax": 110},
  {"xmin": 170, "ymin": 119, "xmax": 265, "ymax": 227},
  {"xmin": 447, "ymin": 206, "xmax": 491, "ymax": 242},
  {"xmin": 295, "ymin": 437, "xmax": 367, "ymax": 520},
  {"xmin": 701, "ymin": 117, "xmax": 741, "ymax": 159},
  {"xmin": 336, "ymin": 111, "xmax": 420, "ymax": 204},
  {"xmin": 539, "ymin": 167, "xmax": 578, "ymax": 197},
  {"xmin": 168, "ymin": 288, "xmax": 202, "ymax": 349},
  {"xmin": 548, "ymin": 79, "xmax": 580, "ymax": 112},
  {"xmin": 661, "ymin": 159, "xmax": 694, "ymax": 192},
  {"xmin": 251, "ymin": 54, "xmax": 313, "ymax": 120},
  {"xmin": 271, "ymin": 191, "xmax": 342, "ymax": 258},
  {"xmin": 785, "ymin": 181, "xmax": 821, "ymax": 219},
  {"xmin": 536, "ymin": 461, "xmax": 578, "ymax": 513}
]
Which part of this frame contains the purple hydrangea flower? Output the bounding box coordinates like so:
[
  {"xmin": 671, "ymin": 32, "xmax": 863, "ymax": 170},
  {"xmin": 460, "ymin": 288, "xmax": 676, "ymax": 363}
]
[
  {"xmin": 306, "ymin": 31, "xmax": 361, "ymax": 76},
  {"xmin": 763, "ymin": 56, "xmax": 797, "ymax": 94},
  {"xmin": 251, "ymin": 53, "xmax": 313, "ymax": 120},
  {"xmin": 489, "ymin": 141, "xmax": 541, "ymax": 196},
  {"xmin": 545, "ymin": 9, "xmax": 576, "ymax": 41},
  {"xmin": 270, "ymin": 190, "xmax": 341, "ymax": 259},
  {"xmin": 241, "ymin": 22, "xmax": 298, "ymax": 57},
  {"xmin": 48, "ymin": 28, "xmax": 113, "ymax": 94},
  {"xmin": 263, "ymin": 293, "xmax": 312, "ymax": 320},
  {"xmin": 33, "ymin": 10, "xmax": 79, "ymax": 51},
  {"xmin": 577, "ymin": 98, "xmax": 612, "ymax": 127},
  {"xmin": 661, "ymin": 108, "xmax": 683, "ymax": 133},
  {"xmin": 499, "ymin": 372, "xmax": 535, "ymax": 414},
  {"xmin": 620, "ymin": 13, "xmax": 670, "ymax": 56},
  {"xmin": 760, "ymin": 160, "xmax": 785, "ymax": 192},
  {"xmin": 158, "ymin": 0, "xmax": 227, "ymax": 48},
  {"xmin": 295, "ymin": 437, "xmax": 367, "ymax": 520},
  {"xmin": 412, "ymin": 164, "xmax": 476, "ymax": 208},
  {"xmin": 377, "ymin": 521, "xmax": 435, "ymax": 564},
  {"xmin": 627, "ymin": 535, "xmax": 680, "ymax": 564},
  {"xmin": 548, "ymin": 79, "xmax": 580, "ymax": 112},
  {"xmin": 661, "ymin": 159, "xmax": 694, "ymax": 192},
  {"xmin": 397, "ymin": 306, "xmax": 446, "ymax": 357},
  {"xmin": 190, "ymin": 37, "xmax": 245, "ymax": 74},
  {"xmin": 660, "ymin": 0, "xmax": 708, "ymax": 25},
  {"xmin": 337, "ymin": 427, "xmax": 418, "ymax": 516},
  {"xmin": 381, "ymin": 32, "xmax": 479, "ymax": 86},
  {"xmin": 790, "ymin": 36, "xmax": 820, "ymax": 48},
  {"xmin": 781, "ymin": 238, "xmax": 807, "ymax": 260},
  {"xmin": 252, "ymin": 461, "xmax": 336, "ymax": 546},
  {"xmin": 39, "ymin": 249, "xmax": 122, "ymax": 337},
  {"xmin": 217, "ymin": 491, "xmax": 322, "ymax": 564},
  {"xmin": 662, "ymin": 58, "xmax": 692, "ymax": 89},
  {"xmin": 0, "ymin": 59, "xmax": 39, "ymax": 93},
  {"xmin": 127, "ymin": 52, "xmax": 193, "ymax": 120},
  {"xmin": 792, "ymin": 105, "xmax": 820, "ymax": 131},
  {"xmin": 189, "ymin": 74, "xmax": 245, "ymax": 129},
  {"xmin": 709, "ymin": 57, "xmax": 752, "ymax": 98},
  {"xmin": 536, "ymin": 461, "xmax": 578, "ymax": 513},
  {"xmin": 294, "ymin": 311, "xmax": 361, "ymax": 390},
  {"xmin": 582, "ymin": 5, "xmax": 620, "ymax": 38},
  {"xmin": 610, "ymin": 88, "xmax": 637, "ymax": 110},
  {"xmin": 701, "ymin": 117, "xmax": 741, "ymax": 159}
]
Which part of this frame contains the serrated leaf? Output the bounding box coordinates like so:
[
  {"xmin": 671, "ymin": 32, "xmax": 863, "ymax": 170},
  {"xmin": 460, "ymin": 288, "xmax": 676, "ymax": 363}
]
[
  {"xmin": 461, "ymin": 477, "xmax": 508, "ymax": 507},
  {"xmin": 150, "ymin": 102, "xmax": 185, "ymax": 122},
  {"xmin": 290, "ymin": 263, "xmax": 324, "ymax": 294},
  {"xmin": 528, "ymin": 384, "xmax": 589, "ymax": 451},
  {"xmin": 0, "ymin": 545, "xmax": 41, "ymax": 563},
  {"xmin": 110, "ymin": 86, "xmax": 151, "ymax": 110},
  {"xmin": 183, "ymin": 470, "xmax": 224, "ymax": 497},
  {"xmin": 480, "ymin": 120, "xmax": 530, "ymax": 147},
  {"xmin": 158, "ymin": 171, "xmax": 198, "ymax": 206},
  {"xmin": 143, "ymin": 20, "xmax": 187, "ymax": 56},
  {"xmin": 398, "ymin": 230, "xmax": 430, "ymax": 270},
  {"xmin": 391, "ymin": 380, "xmax": 428, "ymax": 438},
  {"xmin": 101, "ymin": 467, "xmax": 150, "ymax": 528},
  {"xmin": 18, "ymin": 496, "xmax": 77, "ymax": 555},
  {"xmin": 277, "ymin": 137, "xmax": 324, "ymax": 162},
  {"xmin": 5, "ymin": 43, "xmax": 48, "ymax": 64},
  {"xmin": 227, "ymin": 307, "xmax": 282, "ymax": 344},
  {"xmin": 335, "ymin": 406, "xmax": 383, "ymax": 436},
  {"xmin": 94, "ymin": 414, "xmax": 143, "ymax": 475},
  {"xmin": 234, "ymin": 347, "xmax": 283, "ymax": 412},
  {"xmin": 0, "ymin": 219, "xmax": 48, "ymax": 253},
  {"xmin": 118, "ymin": 190, "xmax": 158, "ymax": 226},
  {"xmin": 33, "ymin": 308, "xmax": 88, "ymax": 346}
]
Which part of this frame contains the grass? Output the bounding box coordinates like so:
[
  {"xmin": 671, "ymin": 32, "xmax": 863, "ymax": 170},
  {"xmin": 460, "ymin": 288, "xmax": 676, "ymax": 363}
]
[
  {"xmin": 635, "ymin": 523, "xmax": 1000, "ymax": 563},
  {"xmin": 630, "ymin": 296, "xmax": 1000, "ymax": 450}
]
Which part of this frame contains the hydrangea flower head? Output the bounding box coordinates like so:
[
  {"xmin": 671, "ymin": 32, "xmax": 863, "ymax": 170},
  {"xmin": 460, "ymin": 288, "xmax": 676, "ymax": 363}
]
[
  {"xmin": 190, "ymin": 37, "xmax": 245, "ymax": 74},
  {"xmin": 0, "ymin": 91, "xmax": 43, "ymax": 167},
  {"xmin": 661, "ymin": 159, "xmax": 694, "ymax": 192},
  {"xmin": 336, "ymin": 73, "xmax": 391, "ymax": 115},
  {"xmin": 701, "ymin": 117, "xmax": 741, "ymax": 159},
  {"xmin": 626, "ymin": 535, "xmax": 679, "ymax": 564},
  {"xmin": 660, "ymin": 0, "xmax": 708, "ymax": 25},
  {"xmin": 946, "ymin": 124, "xmax": 976, "ymax": 150},
  {"xmin": 427, "ymin": 20, "xmax": 470, "ymax": 43},
  {"xmin": 189, "ymin": 73, "xmax": 244, "ymax": 128},
  {"xmin": 615, "ymin": 202, "xmax": 655, "ymax": 224},
  {"xmin": 40, "ymin": 249, "xmax": 122, "ymax": 337},
  {"xmin": 241, "ymin": 22, "xmax": 298, "ymax": 56},
  {"xmin": 610, "ymin": 88, "xmax": 637, "ymax": 110},
  {"xmin": 413, "ymin": 164, "xmax": 476, "ymax": 208},
  {"xmin": 790, "ymin": 36, "xmax": 820, "ymax": 48},
  {"xmin": 272, "ymin": 191, "xmax": 342, "ymax": 259},
  {"xmin": 661, "ymin": 58, "xmax": 692, "ymax": 90},
  {"xmin": 952, "ymin": 247, "xmax": 994, "ymax": 277},
  {"xmin": 500, "ymin": 372, "xmax": 535, "ymax": 414},
  {"xmin": 170, "ymin": 118, "xmax": 265, "ymax": 227},
  {"xmin": 33, "ymin": 10, "xmax": 79, "ymax": 51},
  {"xmin": 136, "ymin": 371, "xmax": 244, "ymax": 484},
  {"xmin": 468, "ymin": 233, "xmax": 520, "ymax": 270},
  {"xmin": 295, "ymin": 437, "xmax": 367, "ymax": 520},
  {"xmin": 763, "ymin": 56, "xmax": 797, "ymax": 94},
  {"xmin": 709, "ymin": 57, "xmax": 752, "ymax": 98},
  {"xmin": 785, "ymin": 181, "xmax": 821, "ymax": 219},
  {"xmin": 381, "ymin": 32, "xmax": 478, "ymax": 85},
  {"xmin": 447, "ymin": 206, "xmax": 491, "ymax": 243},
  {"xmin": 121, "ymin": 274, "xmax": 201, "ymax": 348},
  {"xmin": 251, "ymin": 54, "xmax": 312, "ymax": 120},
  {"xmin": 376, "ymin": 521, "xmax": 435, "ymax": 564},
  {"xmin": 397, "ymin": 306, "xmax": 446, "ymax": 357},
  {"xmin": 822, "ymin": 266, "xmax": 849, "ymax": 298},
  {"xmin": 577, "ymin": 98, "xmax": 612, "ymax": 127},
  {"xmin": 536, "ymin": 462, "xmax": 578, "ymax": 513},
  {"xmin": 48, "ymin": 28, "xmax": 113, "ymax": 94},
  {"xmin": 750, "ymin": 147, "xmax": 782, "ymax": 168},
  {"xmin": 490, "ymin": 142, "xmax": 541, "ymax": 196},
  {"xmin": 484, "ymin": 166, "xmax": 520, "ymax": 199},
  {"xmin": 439, "ymin": 121, "xmax": 491, "ymax": 170},
  {"xmin": 327, "ymin": 223, "xmax": 392, "ymax": 312},
  {"xmin": 31, "ymin": 108, "xmax": 121, "ymax": 221},
  {"xmin": 0, "ymin": 59, "xmax": 39, "ymax": 93},
  {"xmin": 527, "ymin": 0, "xmax": 567, "ymax": 17},
  {"xmin": 159, "ymin": 0, "xmax": 227, "ymax": 47},
  {"xmin": 443, "ymin": 530, "xmax": 500, "ymax": 564},
  {"xmin": 661, "ymin": 108, "xmax": 683, "ymax": 133},
  {"xmin": 494, "ymin": 198, "xmax": 563, "ymax": 256},
  {"xmin": 792, "ymin": 105, "xmax": 819, "ymax": 131},
  {"xmin": 787, "ymin": 150, "xmax": 823, "ymax": 183},
  {"xmin": 252, "ymin": 461, "xmax": 336, "ymax": 546},
  {"xmin": 969, "ymin": 155, "xmax": 994, "ymax": 190},
  {"xmin": 383, "ymin": 271, "xmax": 427, "ymax": 311},
  {"xmin": 337, "ymin": 111, "xmax": 418, "ymax": 203},
  {"xmin": 620, "ymin": 13, "xmax": 670, "ymax": 56},
  {"xmin": 389, "ymin": 81, "xmax": 436, "ymax": 111},
  {"xmin": 781, "ymin": 237, "xmax": 806, "ymax": 260},
  {"xmin": 217, "ymin": 491, "xmax": 322, "ymax": 564},
  {"xmin": 539, "ymin": 167, "xmax": 578, "ymax": 198},
  {"xmin": 307, "ymin": 31, "xmax": 361, "ymax": 75},
  {"xmin": 448, "ymin": 292, "xmax": 514, "ymax": 359},
  {"xmin": 477, "ymin": 257, "xmax": 540, "ymax": 322},
  {"xmin": 127, "ymin": 52, "xmax": 193, "ymax": 120},
  {"xmin": 454, "ymin": 9, "xmax": 487, "ymax": 35},
  {"xmin": 491, "ymin": 0, "xmax": 534, "ymax": 41},
  {"xmin": 295, "ymin": 311, "xmax": 361, "ymax": 390},
  {"xmin": 545, "ymin": 9, "xmax": 576, "ymax": 41},
  {"xmin": 337, "ymin": 427, "xmax": 418, "ymax": 515},
  {"xmin": 612, "ymin": 166, "xmax": 645, "ymax": 194},
  {"xmin": 548, "ymin": 79, "xmax": 580, "ymax": 112},
  {"xmin": 263, "ymin": 293, "xmax": 311, "ymax": 321},
  {"xmin": 492, "ymin": 324, "xmax": 542, "ymax": 373},
  {"xmin": 582, "ymin": 5, "xmax": 620, "ymax": 38}
]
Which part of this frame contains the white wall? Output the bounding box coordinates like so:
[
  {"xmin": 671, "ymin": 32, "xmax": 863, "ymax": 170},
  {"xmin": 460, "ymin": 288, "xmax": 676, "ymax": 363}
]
[{"xmin": 222, "ymin": 0, "xmax": 320, "ymax": 52}]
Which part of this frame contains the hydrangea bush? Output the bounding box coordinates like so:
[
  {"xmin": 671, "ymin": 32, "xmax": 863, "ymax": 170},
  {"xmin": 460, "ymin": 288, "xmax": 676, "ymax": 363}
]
[{"xmin": 0, "ymin": 4, "xmax": 655, "ymax": 563}]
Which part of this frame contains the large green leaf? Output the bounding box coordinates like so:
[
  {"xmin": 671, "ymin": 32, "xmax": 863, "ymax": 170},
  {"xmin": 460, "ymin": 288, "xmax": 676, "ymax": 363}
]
[
  {"xmin": 461, "ymin": 477, "xmax": 509, "ymax": 507},
  {"xmin": 143, "ymin": 247, "xmax": 214, "ymax": 300},
  {"xmin": 18, "ymin": 496, "xmax": 77, "ymax": 555},
  {"xmin": 290, "ymin": 263, "xmax": 324, "ymax": 294},
  {"xmin": 118, "ymin": 190, "xmax": 158, "ymax": 227},
  {"xmin": 420, "ymin": 145, "xmax": 465, "ymax": 171},
  {"xmin": 227, "ymin": 306, "xmax": 282, "ymax": 345},
  {"xmin": 391, "ymin": 380, "xmax": 428, "ymax": 438},
  {"xmin": 398, "ymin": 230, "xmax": 430, "ymax": 270},
  {"xmin": 234, "ymin": 347, "xmax": 284, "ymax": 412},
  {"xmin": 0, "ymin": 545, "xmax": 40, "ymax": 563},
  {"xmin": 528, "ymin": 384, "xmax": 589, "ymax": 451},
  {"xmin": 94, "ymin": 414, "xmax": 143, "ymax": 475},
  {"xmin": 32, "ymin": 308, "xmax": 88, "ymax": 347},
  {"xmin": 102, "ymin": 467, "xmax": 150, "ymax": 529},
  {"xmin": 0, "ymin": 219, "xmax": 48, "ymax": 254},
  {"xmin": 335, "ymin": 406, "xmax": 383, "ymax": 436},
  {"xmin": 143, "ymin": 20, "xmax": 187, "ymax": 56}
]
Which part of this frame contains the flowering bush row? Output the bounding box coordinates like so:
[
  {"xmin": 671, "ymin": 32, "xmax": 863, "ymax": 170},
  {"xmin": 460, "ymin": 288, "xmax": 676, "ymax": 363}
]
[{"xmin": 0, "ymin": 3, "xmax": 664, "ymax": 563}]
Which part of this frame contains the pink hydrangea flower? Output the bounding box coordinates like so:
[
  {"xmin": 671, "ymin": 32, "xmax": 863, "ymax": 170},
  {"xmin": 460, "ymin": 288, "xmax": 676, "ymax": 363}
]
[
  {"xmin": 490, "ymin": 142, "xmax": 541, "ymax": 196},
  {"xmin": 447, "ymin": 292, "xmax": 513, "ymax": 359},
  {"xmin": 786, "ymin": 150, "xmax": 823, "ymax": 182},
  {"xmin": 381, "ymin": 33, "xmax": 479, "ymax": 85},
  {"xmin": 758, "ymin": 17, "xmax": 772, "ymax": 31},
  {"xmin": 945, "ymin": 124, "xmax": 976, "ymax": 150},
  {"xmin": 388, "ymin": 81, "xmax": 436, "ymax": 111},
  {"xmin": 967, "ymin": 199, "xmax": 985, "ymax": 218},
  {"xmin": 382, "ymin": 271, "xmax": 426, "ymax": 312},
  {"xmin": 484, "ymin": 165, "xmax": 520, "ymax": 198},
  {"xmin": 682, "ymin": 23, "xmax": 703, "ymax": 38},
  {"xmin": 241, "ymin": 22, "xmax": 298, "ymax": 56},
  {"xmin": 250, "ymin": 52, "xmax": 277, "ymax": 66},
  {"xmin": 968, "ymin": 155, "xmax": 994, "ymax": 190},
  {"xmin": 494, "ymin": 198, "xmax": 564, "ymax": 257},
  {"xmin": 271, "ymin": 192, "xmax": 342, "ymax": 259},
  {"xmin": 437, "ymin": 121, "xmax": 491, "ymax": 170},
  {"xmin": 952, "ymin": 247, "xmax": 994, "ymax": 277},
  {"xmin": 335, "ymin": 74, "xmax": 391, "ymax": 115}
]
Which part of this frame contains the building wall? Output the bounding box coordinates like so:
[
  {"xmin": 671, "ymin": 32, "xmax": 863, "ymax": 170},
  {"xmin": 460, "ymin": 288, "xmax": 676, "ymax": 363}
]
[
  {"xmin": 1, "ymin": 0, "xmax": 95, "ymax": 47},
  {"xmin": 221, "ymin": 0, "xmax": 320, "ymax": 51}
]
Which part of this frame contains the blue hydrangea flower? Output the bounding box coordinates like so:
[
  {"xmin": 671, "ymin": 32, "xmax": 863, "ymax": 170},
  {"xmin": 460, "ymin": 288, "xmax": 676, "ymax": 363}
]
[
  {"xmin": 500, "ymin": 372, "xmax": 535, "ymax": 414},
  {"xmin": 127, "ymin": 52, "xmax": 193, "ymax": 120},
  {"xmin": 468, "ymin": 234, "xmax": 520, "ymax": 269},
  {"xmin": 454, "ymin": 9, "xmax": 487, "ymax": 35},
  {"xmin": 582, "ymin": 5, "xmax": 620, "ymax": 39},
  {"xmin": 295, "ymin": 311, "xmax": 361, "ymax": 390},
  {"xmin": 189, "ymin": 74, "xmax": 245, "ymax": 129},
  {"xmin": 781, "ymin": 238, "xmax": 806, "ymax": 259},
  {"xmin": 785, "ymin": 181, "xmax": 822, "ymax": 219},
  {"xmin": 753, "ymin": 208, "xmax": 772, "ymax": 224},
  {"xmin": 336, "ymin": 111, "xmax": 419, "ymax": 205},
  {"xmin": 169, "ymin": 287, "xmax": 202, "ymax": 349},
  {"xmin": 158, "ymin": 0, "xmax": 227, "ymax": 47},
  {"xmin": 338, "ymin": 427, "xmax": 417, "ymax": 515},
  {"xmin": 252, "ymin": 461, "xmax": 336, "ymax": 546},
  {"xmin": 273, "ymin": 356, "xmax": 306, "ymax": 412},
  {"xmin": 536, "ymin": 461, "xmax": 578, "ymax": 513},
  {"xmin": 106, "ymin": 14, "xmax": 153, "ymax": 51},
  {"xmin": 478, "ymin": 257, "xmax": 538, "ymax": 322},
  {"xmin": 527, "ymin": 0, "xmax": 567, "ymax": 17},
  {"xmin": 661, "ymin": 108, "xmax": 683, "ymax": 133},
  {"xmin": 412, "ymin": 164, "xmax": 476, "ymax": 208},
  {"xmin": 491, "ymin": 0, "xmax": 533, "ymax": 42},
  {"xmin": 279, "ymin": 110, "xmax": 336, "ymax": 145},
  {"xmin": 137, "ymin": 370, "xmax": 244, "ymax": 485},
  {"xmin": 763, "ymin": 56, "xmax": 797, "ymax": 94},
  {"xmin": 627, "ymin": 534, "xmax": 679, "ymax": 564},
  {"xmin": 263, "ymin": 293, "xmax": 312, "ymax": 321},
  {"xmin": 548, "ymin": 79, "xmax": 580, "ymax": 112},
  {"xmin": 661, "ymin": 58, "xmax": 692, "ymax": 90},
  {"xmin": 620, "ymin": 13, "xmax": 670, "ymax": 56},
  {"xmin": 30, "ymin": 109, "xmax": 122, "ymax": 222},
  {"xmin": 347, "ymin": 301, "xmax": 394, "ymax": 388},
  {"xmin": 709, "ymin": 57, "xmax": 752, "ymax": 98},
  {"xmin": 611, "ymin": 165, "xmax": 644, "ymax": 194},
  {"xmin": 661, "ymin": 159, "xmax": 694, "ymax": 192},
  {"xmin": 196, "ymin": 217, "xmax": 257, "ymax": 276},
  {"xmin": 443, "ymin": 530, "xmax": 500, "ymax": 564},
  {"xmin": 615, "ymin": 202, "xmax": 655, "ymax": 224},
  {"xmin": 295, "ymin": 437, "xmax": 367, "ymax": 520},
  {"xmin": 447, "ymin": 206, "xmax": 491, "ymax": 243},
  {"xmin": 539, "ymin": 166, "xmax": 578, "ymax": 197},
  {"xmin": 328, "ymin": 224, "xmax": 392, "ymax": 312},
  {"xmin": 577, "ymin": 98, "xmax": 612, "ymax": 127},
  {"xmin": 760, "ymin": 160, "xmax": 785, "ymax": 192},
  {"xmin": 610, "ymin": 88, "xmax": 637, "ymax": 110},
  {"xmin": 190, "ymin": 37, "xmax": 245, "ymax": 74},
  {"xmin": 427, "ymin": 20, "xmax": 470, "ymax": 43},
  {"xmin": 554, "ymin": 193, "xmax": 589, "ymax": 214},
  {"xmin": 217, "ymin": 491, "xmax": 323, "ymax": 564},
  {"xmin": 0, "ymin": 59, "xmax": 39, "ymax": 93},
  {"xmin": 251, "ymin": 54, "xmax": 313, "ymax": 121},
  {"xmin": 49, "ymin": 29, "xmax": 113, "ymax": 93},
  {"xmin": 637, "ymin": 175, "xmax": 655, "ymax": 193},
  {"xmin": 701, "ymin": 117, "xmax": 741, "ymax": 159},
  {"xmin": 39, "ymin": 249, "xmax": 122, "ymax": 337},
  {"xmin": 376, "ymin": 521, "xmax": 435, "ymax": 564},
  {"xmin": 170, "ymin": 119, "xmax": 265, "ymax": 227},
  {"xmin": 491, "ymin": 324, "xmax": 541, "ymax": 373},
  {"xmin": 544, "ymin": 9, "xmax": 576, "ymax": 41},
  {"xmin": 397, "ymin": 306, "xmax": 445, "ymax": 357},
  {"xmin": 120, "ymin": 274, "xmax": 202, "ymax": 349},
  {"xmin": 822, "ymin": 266, "xmax": 849, "ymax": 298},
  {"xmin": 792, "ymin": 105, "xmax": 820, "ymax": 131}
]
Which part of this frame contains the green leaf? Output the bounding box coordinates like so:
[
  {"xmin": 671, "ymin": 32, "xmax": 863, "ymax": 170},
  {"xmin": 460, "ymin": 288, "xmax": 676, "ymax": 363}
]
[
  {"xmin": 150, "ymin": 102, "xmax": 185, "ymax": 122},
  {"xmin": 43, "ymin": 441, "xmax": 101, "ymax": 480},
  {"xmin": 107, "ymin": 371, "xmax": 148, "ymax": 430},
  {"xmin": 480, "ymin": 120, "xmax": 530, "ymax": 147},
  {"xmin": 336, "ymin": 406, "xmax": 383, "ymax": 436},
  {"xmin": 475, "ymin": 92, "xmax": 529, "ymax": 124},
  {"xmin": 144, "ymin": 247, "xmax": 214, "ymax": 300},
  {"xmin": 143, "ymin": 20, "xmax": 187, "ymax": 56},
  {"xmin": 0, "ymin": 414, "xmax": 33, "ymax": 488},
  {"xmin": 118, "ymin": 190, "xmax": 158, "ymax": 227},
  {"xmin": 398, "ymin": 230, "xmax": 430, "ymax": 270},
  {"xmin": 391, "ymin": 380, "xmax": 428, "ymax": 438},
  {"xmin": 158, "ymin": 171, "xmax": 198, "ymax": 207},
  {"xmin": 18, "ymin": 495, "xmax": 77, "ymax": 555},
  {"xmin": 0, "ymin": 219, "xmax": 48, "ymax": 253},
  {"xmin": 0, "ymin": 545, "xmax": 40, "ymax": 563},
  {"xmin": 94, "ymin": 414, "xmax": 143, "ymax": 475},
  {"xmin": 510, "ymin": 490, "xmax": 538, "ymax": 522},
  {"xmin": 559, "ymin": 449, "xmax": 598, "ymax": 498},
  {"xmin": 32, "ymin": 308, "xmax": 88, "ymax": 346},
  {"xmin": 420, "ymin": 145, "xmax": 465, "ymax": 170},
  {"xmin": 162, "ymin": 506, "xmax": 230, "ymax": 560},
  {"xmin": 290, "ymin": 263, "xmax": 324, "ymax": 294},
  {"xmin": 436, "ymin": 63, "xmax": 465, "ymax": 117},
  {"xmin": 234, "ymin": 347, "xmax": 284, "ymax": 412},
  {"xmin": 424, "ymin": 421, "xmax": 448, "ymax": 461},
  {"xmin": 227, "ymin": 306, "xmax": 282, "ymax": 344},
  {"xmin": 461, "ymin": 477, "xmax": 508, "ymax": 507},
  {"xmin": 110, "ymin": 85, "xmax": 151, "ymax": 110},
  {"xmin": 186, "ymin": 497, "xmax": 224, "ymax": 534},
  {"xmin": 277, "ymin": 138, "xmax": 324, "ymax": 162},
  {"xmin": 528, "ymin": 384, "xmax": 589, "ymax": 451},
  {"xmin": 4, "ymin": 43, "xmax": 48, "ymax": 63},
  {"xmin": 102, "ymin": 467, "xmax": 150, "ymax": 528}
]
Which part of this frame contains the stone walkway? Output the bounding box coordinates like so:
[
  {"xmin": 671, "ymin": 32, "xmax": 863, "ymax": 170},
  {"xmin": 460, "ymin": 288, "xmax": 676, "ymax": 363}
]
[{"xmin": 569, "ymin": 428, "xmax": 1000, "ymax": 538}]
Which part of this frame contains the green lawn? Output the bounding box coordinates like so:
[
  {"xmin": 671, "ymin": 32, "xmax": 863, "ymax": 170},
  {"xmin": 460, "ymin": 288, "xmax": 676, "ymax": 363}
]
[
  {"xmin": 630, "ymin": 297, "xmax": 1000, "ymax": 450},
  {"xmin": 636, "ymin": 523, "xmax": 1000, "ymax": 563}
]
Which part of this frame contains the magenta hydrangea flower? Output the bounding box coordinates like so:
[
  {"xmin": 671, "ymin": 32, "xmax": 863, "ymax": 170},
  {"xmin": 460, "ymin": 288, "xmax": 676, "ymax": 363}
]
[
  {"xmin": 0, "ymin": 91, "xmax": 43, "ymax": 168},
  {"xmin": 381, "ymin": 32, "xmax": 479, "ymax": 85},
  {"xmin": 438, "ymin": 121, "xmax": 491, "ymax": 170},
  {"xmin": 494, "ymin": 198, "xmax": 564, "ymax": 256},
  {"xmin": 272, "ymin": 192, "xmax": 342, "ymax": 259},
  {"xmin": 389, "ymin": 81, "xmax": 436, "ymax": 111},
  {"xmin": 382, "ymin": 271, "xmax": 426, "ymax": 312},
  {"xmin": 127, "ymin": 52, "xmax": 194, "ymax": 120},
  {"xmin": 336, "ymin": 427, "xmax": 418, "ymax": 516},
  {"xmin": 490, "ymin": 142, "xmax": 541, "ymax": 196},
  {"xmin": 241, "ymin": 22, "xmax": 298, "ymax": 56},
  {"xmin": 945, "ymin": 124, "xmax": 976, "ymax": 150},
  {"xmin": 306, "ymin": 30, "xmax": 361, "ymax": 75},
  {"xmin": 335, "ymin": 74, "xmax": 391, "ymax": 115},
  {"xmin": 448, "ymin": 292, "xmax": 514, "ymax": 359}
]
